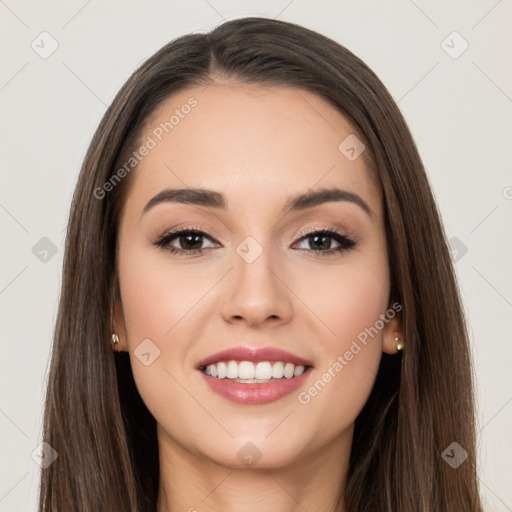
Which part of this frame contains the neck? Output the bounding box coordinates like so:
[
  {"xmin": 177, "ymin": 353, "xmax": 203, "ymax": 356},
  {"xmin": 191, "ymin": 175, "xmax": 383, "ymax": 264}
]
[{"xmin": 156, "ymin": 424, "xmax": 351, "ymax": 512}]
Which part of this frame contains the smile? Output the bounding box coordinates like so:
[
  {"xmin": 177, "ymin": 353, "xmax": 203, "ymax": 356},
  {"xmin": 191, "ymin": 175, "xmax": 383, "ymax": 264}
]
[
  {"xmin": 201, "ymin": 360, "xmax": 308, "ymax": 382},
  {"xmin": 196, "ymin": 345, "xmax": 314, "ymax": 404}
]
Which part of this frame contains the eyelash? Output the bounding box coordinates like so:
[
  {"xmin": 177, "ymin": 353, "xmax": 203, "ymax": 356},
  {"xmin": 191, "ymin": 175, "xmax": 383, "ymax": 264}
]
[{"xmin": 152, "ymin": 225, "xmax": 357, "ymax": 258}]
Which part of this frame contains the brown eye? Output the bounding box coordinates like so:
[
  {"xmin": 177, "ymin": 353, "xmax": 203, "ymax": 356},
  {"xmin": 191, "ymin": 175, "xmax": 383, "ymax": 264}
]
[
  {"xmin": 293, "ymin": 228, "xmax": 356, "ymax": 257},
  {"xmin": 175, "ymin": 232, "xmax": 204, "ymax": 251},
  {"xmin": 152, "ymin": 228, "xmax": 218, "ymax": 255}
]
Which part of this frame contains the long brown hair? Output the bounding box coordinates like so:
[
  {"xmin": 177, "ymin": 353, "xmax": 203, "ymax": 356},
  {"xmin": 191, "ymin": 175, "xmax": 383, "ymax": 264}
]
[{"xmin": 39, "ymin": 17, "xmax": 484, "ymax": 511}]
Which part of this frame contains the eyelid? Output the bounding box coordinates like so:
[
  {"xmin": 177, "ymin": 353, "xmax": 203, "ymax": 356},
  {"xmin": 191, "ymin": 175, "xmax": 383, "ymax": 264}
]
[
  {"xmin": 156, "ymin": 224, "xmax": 218, "ymax": 239},
  {"xmin": 152, "ymin": 225, "xmax": 221, "ymax": 247},
  {"xmin": 294, "ymin": 225, "xmax": 359, "ymax": 245}
]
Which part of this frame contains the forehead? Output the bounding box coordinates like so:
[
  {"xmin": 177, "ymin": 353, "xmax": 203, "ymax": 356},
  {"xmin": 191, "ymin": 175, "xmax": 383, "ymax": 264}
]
[{"xmin": 122, "ymin": 82, "xmax": 381, "ymax": 220}]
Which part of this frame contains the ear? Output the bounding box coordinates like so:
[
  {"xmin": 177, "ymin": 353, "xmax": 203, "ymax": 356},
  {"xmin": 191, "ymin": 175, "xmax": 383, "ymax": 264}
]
[
  {"xmin": 382, "ymin": 306, "xmax": 404, "ymax": 355},
  {"xmin": 111, "ymin": 284, "xmax": 127, "ymax": 352}
]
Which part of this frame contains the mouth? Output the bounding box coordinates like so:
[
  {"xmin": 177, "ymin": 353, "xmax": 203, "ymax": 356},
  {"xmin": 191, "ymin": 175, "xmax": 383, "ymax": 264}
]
[
  {"xmin": 199, "ymin": 360, "xmax": 313, "ymax": 383},
  {"xmin": 196, "ymin": 346, "xmax": 314, "ymax": 405}
]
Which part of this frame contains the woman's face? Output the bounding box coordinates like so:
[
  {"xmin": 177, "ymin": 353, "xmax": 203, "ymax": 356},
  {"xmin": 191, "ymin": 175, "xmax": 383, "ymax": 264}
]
[{"xmin": 114, "ymin": 81, "xmax": 401, "ymax": 469}]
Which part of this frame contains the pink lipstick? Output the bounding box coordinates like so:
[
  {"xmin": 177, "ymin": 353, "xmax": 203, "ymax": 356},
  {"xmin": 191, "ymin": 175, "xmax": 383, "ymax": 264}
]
[{"xmin": 196, "ymin": 346, "xmax": 313, "ymax": 405}]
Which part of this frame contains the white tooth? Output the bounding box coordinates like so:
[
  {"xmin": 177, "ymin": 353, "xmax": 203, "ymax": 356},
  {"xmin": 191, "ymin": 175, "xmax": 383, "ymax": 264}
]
[
  {"xmin": 293, "ymin": 365, "xmax": 305, "ymax": 377},
  {"xmin": 255, "ymin": 361, "xmax": 273, "ymax": 380},
  {"xmin": 283, "ymin": 363, "xmax": 295, "ymax": 378},
  {"xmin": 238, "ymin": 361, "xmax": 255, "ymax": 379},
  {"xmin": 217, "ymin": 361, "xmax": 227, "ymax": 379},
  {"xmin": 272, "ymin": 361, "xmax": 284, "ymax": 378},
  {"xmin": 226, "ymin": 360, "xmax": 238, "ymax": 379},
  {"xmin": 234, "ymin": 378, "xmax": 272, "ymax": 383},
  {"xmin": 207, "ymin": 360, "xmax": 304, "ymax": 380}
]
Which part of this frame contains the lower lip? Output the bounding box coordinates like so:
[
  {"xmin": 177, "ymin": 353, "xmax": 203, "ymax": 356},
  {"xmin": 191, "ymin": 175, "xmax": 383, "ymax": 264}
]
[{"xmin": 199, "ymin": 367, "xmax": 313, "ymax": 405}]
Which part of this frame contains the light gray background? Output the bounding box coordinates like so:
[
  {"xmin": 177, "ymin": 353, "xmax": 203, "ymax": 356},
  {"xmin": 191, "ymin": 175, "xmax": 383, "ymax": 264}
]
[{"xmin": 1, "ymin": 1, "xmax": 511, "ymax": 510}]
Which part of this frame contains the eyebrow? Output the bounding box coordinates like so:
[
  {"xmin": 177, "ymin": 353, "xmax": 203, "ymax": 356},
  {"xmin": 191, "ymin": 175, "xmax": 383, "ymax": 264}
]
[{"xmin": 142, "ymin": 187, "xmax": 373, "ymax": 218}]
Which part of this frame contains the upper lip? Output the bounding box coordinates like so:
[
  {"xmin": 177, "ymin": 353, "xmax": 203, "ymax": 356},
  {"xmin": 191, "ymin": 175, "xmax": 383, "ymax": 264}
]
[{"xmin": 195, "ymin": 346, "xmax": 314, "ymax": 369}]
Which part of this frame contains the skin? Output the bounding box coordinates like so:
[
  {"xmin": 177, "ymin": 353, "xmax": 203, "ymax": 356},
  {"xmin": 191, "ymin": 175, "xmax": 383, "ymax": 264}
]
[{"xmin": 113, "ymin": 80, "xmax": 403, "ymax": 512}]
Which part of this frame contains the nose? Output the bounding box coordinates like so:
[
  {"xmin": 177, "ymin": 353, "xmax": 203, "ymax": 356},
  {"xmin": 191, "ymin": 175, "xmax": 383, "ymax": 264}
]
[{"xmin": 221, "ymin": 241, "xmax": 293, "ymax": 328}]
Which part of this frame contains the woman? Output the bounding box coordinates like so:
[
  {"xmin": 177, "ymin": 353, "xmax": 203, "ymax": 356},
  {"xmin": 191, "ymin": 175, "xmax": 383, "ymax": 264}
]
[{"xmin": 38, "ymin": 16, "xmax": 484, "ymax": 512}]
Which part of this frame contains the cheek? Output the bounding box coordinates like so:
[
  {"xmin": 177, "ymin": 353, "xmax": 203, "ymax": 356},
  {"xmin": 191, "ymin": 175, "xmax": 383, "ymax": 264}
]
[
  {"xmin": 329, "ymin": 268, "xmax": 389, "ymax": 341},
  {"xmin": 116, "ymin": 237, "xmax": 220, "ymax": 411},
  {"xmin": 118, "ymin": 242, "xmax": 212, "ymax": 345},
  {"xmin": 294, "ymin": 250, "xmax": 390, "ymax": 422},
  {"xmin": 305, "ymin": 250, "xmax": 390, "ymax": 350}
]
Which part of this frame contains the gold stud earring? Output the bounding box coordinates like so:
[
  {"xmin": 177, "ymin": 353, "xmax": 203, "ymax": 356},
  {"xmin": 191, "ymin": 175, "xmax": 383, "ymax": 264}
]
[
  {"xmin": 394, "ymin": 336, "xmax": 403, "ymax": 352},
  {"xmin": 112, "ymin": 333, "xmax": 120, "ymax": 351}
]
